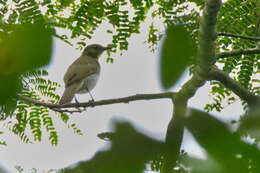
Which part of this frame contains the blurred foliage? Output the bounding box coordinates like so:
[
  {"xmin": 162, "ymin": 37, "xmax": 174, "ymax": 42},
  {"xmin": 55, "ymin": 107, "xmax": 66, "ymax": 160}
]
[
  {"xmin": 238, "ymin": 107, "xmax": 260, "ymax": 141},
  {"xmin": 63, "ymin": 108, "xmax": 260, "ymax": 173},
  {"xmin": 0, "ymin": 0, "xmax": 256, "ymax": 113},
  {"xmin": 0, "ymin": 23, "xmax": 52, "ymax": 107},
  {"xmin": 0, "ymin": 0, "xmax": 84, "ymax": 145},
  {"xmin": 0, "ymin": 0, "xmax": 259, "ymax": 172},
  {"xmin": 97, "ymin": 131, "xmax": 114, "ymax": 141},
  {"xmin": 15, "ymin": 165, "xmax": 59, "ymax": 173},
  {"xmin": 185, "ymin": 109, "xmax": 260, "ymax": 173},
  {"xmin": 2, "ymin": 69, "xmax": 82, "ymax": 145},
  {"xmin": 0, "ymin": 0, "xmax": 200, "ymax": 53},
  {"xmin": 205, "ymin": 0, "xmax": 260, "ymax": 112},
  {"xmin": 0, "ymin": 22, "xmax": 60, "ymax": 145},
  {"xmin": 160, "ymin": 24, "xmax": 196, "ymax": 89},
  {"xmin": 0, "ymin": 0, "xmax": 200, "ymax": 145},
  {"xmin": 0, "ymin": 130, "xmax": 7, "ymax": 146},
  {"xmin": 63, "ymin": 122, "xmax": 165, "ymax": 173}
]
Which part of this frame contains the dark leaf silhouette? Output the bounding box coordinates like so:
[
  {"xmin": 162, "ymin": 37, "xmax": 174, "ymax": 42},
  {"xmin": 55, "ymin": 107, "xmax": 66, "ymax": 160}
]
[
  {"xmin": 185, "ymin": 109, "xmax": 260, "ymax": 173},
  {"xmin": 63, "ymin": 122, "xmax": 165, "ymax": 173},
  {"xmin": 160, "ymin": 25, "xmax": 195, "ymax": 89}
]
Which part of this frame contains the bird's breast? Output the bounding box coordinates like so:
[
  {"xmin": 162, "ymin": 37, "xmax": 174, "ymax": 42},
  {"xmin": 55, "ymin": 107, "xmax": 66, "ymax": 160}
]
[{"xmin": 76, "ymin": 72, "xmax": 100, "ymax": 94}]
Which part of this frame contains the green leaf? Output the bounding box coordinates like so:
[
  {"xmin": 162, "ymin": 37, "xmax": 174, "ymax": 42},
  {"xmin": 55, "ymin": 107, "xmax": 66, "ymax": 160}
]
[
  {"xmin": 160, "ymin": 24, "xmax": 195, "ymax": 89},
  {"xmin": 0, "ymin": 74, "xmax": 20, "ymax": 105},
  {"xmin": 238, "ymin": 107, "xmax": 260, "ymax": 140},
  {"xmin": 0, "ymin": 23, "xmax": 53, "ymax": 106},
  {"xmin": 59, "ymin": 0, "xmax": 75, "ymax": 7},
  {"xmin": 181, "ymin": 155, "xmax": 223, "ymax": 173},
  {"xmin": 63, "ymin": 122, "xmax": 164, "ymax": 173},
  {"xmin": 7, "ymin": 24, "xmax": 53, "ymax": 72},
  {"xmin": 185, "ymin": 109, "xmax": 260, "ymax": 173}
]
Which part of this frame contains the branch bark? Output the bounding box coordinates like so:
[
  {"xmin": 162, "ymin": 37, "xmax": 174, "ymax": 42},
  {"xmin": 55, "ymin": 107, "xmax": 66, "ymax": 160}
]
[
  {"xmin": 217, "ymin": 32, "xmax": 260, "ymax": 41},
  {"xmin": 208, "ymin": 66, "xmax": 260, "ymax": 107},
  {"xmin": 162, "ymin": 0, "xmax": 222, "ymax": 172},
  {"xmin": 197, "ymin": 0, "xmax": 222, "ymax": 74},
  {"xmin": 217, "ymin": 48, "xmax": 260, "ymax": 59},
  {"xmin": 18, "ymin": 92, "xmax": 176, "ymax": 109}
]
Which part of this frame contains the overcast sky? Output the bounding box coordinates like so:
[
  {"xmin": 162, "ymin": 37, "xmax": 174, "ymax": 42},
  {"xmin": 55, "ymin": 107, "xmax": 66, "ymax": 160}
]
[{"xmin": 0, "ymin": 17, "xmax": 243, "ymax": 172}]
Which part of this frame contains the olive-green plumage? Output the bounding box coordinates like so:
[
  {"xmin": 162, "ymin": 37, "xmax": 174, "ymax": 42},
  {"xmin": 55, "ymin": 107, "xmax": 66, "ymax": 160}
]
[{"xmin": 59, "ymin": 44, "xmax": 111, "ymax": 104}]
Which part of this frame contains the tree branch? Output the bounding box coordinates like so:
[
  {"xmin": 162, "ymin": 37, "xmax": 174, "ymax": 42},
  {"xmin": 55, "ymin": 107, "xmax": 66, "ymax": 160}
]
[
  {"xmin": 217, "ymin": 48, "xmax": 260, "ymax": 59},
  {"xmin": 18, "ymin": 92, "xmax": 176, "ymax": 110},
  {"xmin": 162, "ymin": 0, "xmax": 222, "ymax": 172},
  {"xmin": 196, "ymin": 0, "xmax": 222, "ymax": 74},
  {"xmin": 217, "ymin": 32, "xmax": 260, "ymax": 41},
  {"xmin": 208, "ymin": 66, "xmax": 260, "ymax": 107}
]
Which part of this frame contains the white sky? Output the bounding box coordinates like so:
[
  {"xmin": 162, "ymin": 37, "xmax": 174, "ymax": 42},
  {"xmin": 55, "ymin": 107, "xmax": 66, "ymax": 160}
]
[{"xmin": 0, "ymin": 19, "xmax": 244, "ymax": 172}]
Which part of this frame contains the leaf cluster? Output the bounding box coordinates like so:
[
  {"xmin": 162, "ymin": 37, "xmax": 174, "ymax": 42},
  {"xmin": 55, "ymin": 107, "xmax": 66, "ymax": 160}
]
[
  {"xmin": 63, "ymin": 108, "xmax": 260, "ymax": 173},
  {"xmin": 206, "ymin": 0, "xmax": 260, "ymax": 112}
]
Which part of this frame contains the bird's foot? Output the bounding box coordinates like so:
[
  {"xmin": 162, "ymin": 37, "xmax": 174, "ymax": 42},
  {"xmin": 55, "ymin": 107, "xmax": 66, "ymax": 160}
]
[
  {"xmin": 74, "ymin": 99, "xmax": 86, "ymax": 112},
  {"xmin": 74, "ymin": 98, "xmax": 81, "ymax": 107},
  {"xmin": 88, "ymin": 99, "xmax": 95, "ymax": 107}
]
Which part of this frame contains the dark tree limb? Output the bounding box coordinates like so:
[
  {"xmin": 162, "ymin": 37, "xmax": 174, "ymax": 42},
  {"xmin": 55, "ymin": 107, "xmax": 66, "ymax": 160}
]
[
  {"xmin": 217, "ymin": 32, "xmax": 260, "ymax": 41},
  {"xmin": 217, "ymin": 48, "xmax": 260, "ymax": 59},
  {"xmin": 162, "ymin": 0, "xmax": 222, "ymax": 172},
  {"xmin": 208, "ymin": 66, "xmax": 260, "ymax": 107},
  {"xmin": 18, "ymin": 92, "xmax": 176, "ymax": 110}
]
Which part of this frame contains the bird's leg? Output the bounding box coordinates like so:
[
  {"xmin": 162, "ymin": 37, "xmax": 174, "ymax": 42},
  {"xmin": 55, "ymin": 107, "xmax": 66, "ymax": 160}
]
[
  {"xmin": 86, "ymin": 87, "xmax": 95, "ymax": 108},
  {"xmin": 74, "ymin": 96, "xmax": 80, "ymax": 104},
  {"xmin": 74, "ymin": 95, "xmax": 82, "ymax": 109},
  {"xmin": 73, "ymin": 96, "xmax": 86, "ymax": 111},
  {"xmin": 86, "ymin": 86, "xmax": 95, "ymax": 102}
]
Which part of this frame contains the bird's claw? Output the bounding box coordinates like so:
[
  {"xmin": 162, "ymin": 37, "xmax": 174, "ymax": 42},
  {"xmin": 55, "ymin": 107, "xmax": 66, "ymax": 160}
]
[
  {"xmin": 74, "ymin": 98, "xmax": 81, "ymax": 107},
  {"xmin": 88, "ymin": 99, "xmax": 95, "ymax": 107}
]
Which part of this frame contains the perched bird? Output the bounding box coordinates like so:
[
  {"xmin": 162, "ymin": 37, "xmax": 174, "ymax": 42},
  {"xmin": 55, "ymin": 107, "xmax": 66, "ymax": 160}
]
[{"xmin": 59, "ymin": 44, "xmax": 111, "ymax": 104}]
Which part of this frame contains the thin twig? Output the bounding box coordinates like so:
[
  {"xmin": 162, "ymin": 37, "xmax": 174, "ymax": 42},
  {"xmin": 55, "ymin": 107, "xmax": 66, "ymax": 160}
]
[
  {"xmin": 217, "ymin": 48, "xmax": 260, "ymax": 59},
  {"xmin": 217, "ymin": 32, "xmax": 260, "ymax": 41},
  {"xmin": 53, "ymin": 33, "xmax": 73, "ymax": 46},
  {"xmin": 50, "ymin": 108, "xmax": 85, "ymax": 114}
]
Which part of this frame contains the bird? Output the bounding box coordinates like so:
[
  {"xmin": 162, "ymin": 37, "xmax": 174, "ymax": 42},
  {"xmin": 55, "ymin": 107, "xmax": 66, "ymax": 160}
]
[{"xmin": 59, "ymin": 44, "xmax": 111, "ymax": 104}]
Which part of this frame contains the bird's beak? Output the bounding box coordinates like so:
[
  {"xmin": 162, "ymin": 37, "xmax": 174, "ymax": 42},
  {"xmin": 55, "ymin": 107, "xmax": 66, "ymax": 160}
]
[{"xmin": 103, "ymin": 46, "xmax": 112, "ymax": 50}]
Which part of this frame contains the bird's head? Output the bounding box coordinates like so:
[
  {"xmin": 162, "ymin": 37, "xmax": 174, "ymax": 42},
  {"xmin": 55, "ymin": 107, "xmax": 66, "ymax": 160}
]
[{"xmin": 83, "ymin": 44, "xmax": 111, "ymax": 58}]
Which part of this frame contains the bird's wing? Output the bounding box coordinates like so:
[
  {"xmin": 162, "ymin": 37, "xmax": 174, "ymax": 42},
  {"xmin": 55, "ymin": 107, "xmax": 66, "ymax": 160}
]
[
  {"xmin": 63, "ymin": 59, "xmax": 98, "ymax": 88},
  {"xmin": 59, "ymin": 82, "xmax": 80, "ymax": 104}
]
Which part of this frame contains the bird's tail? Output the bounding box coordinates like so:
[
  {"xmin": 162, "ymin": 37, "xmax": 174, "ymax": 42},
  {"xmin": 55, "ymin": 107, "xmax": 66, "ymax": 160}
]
[{"xmin": 59, "ymin": 85, "xmax": 78, "ymax": 104}]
